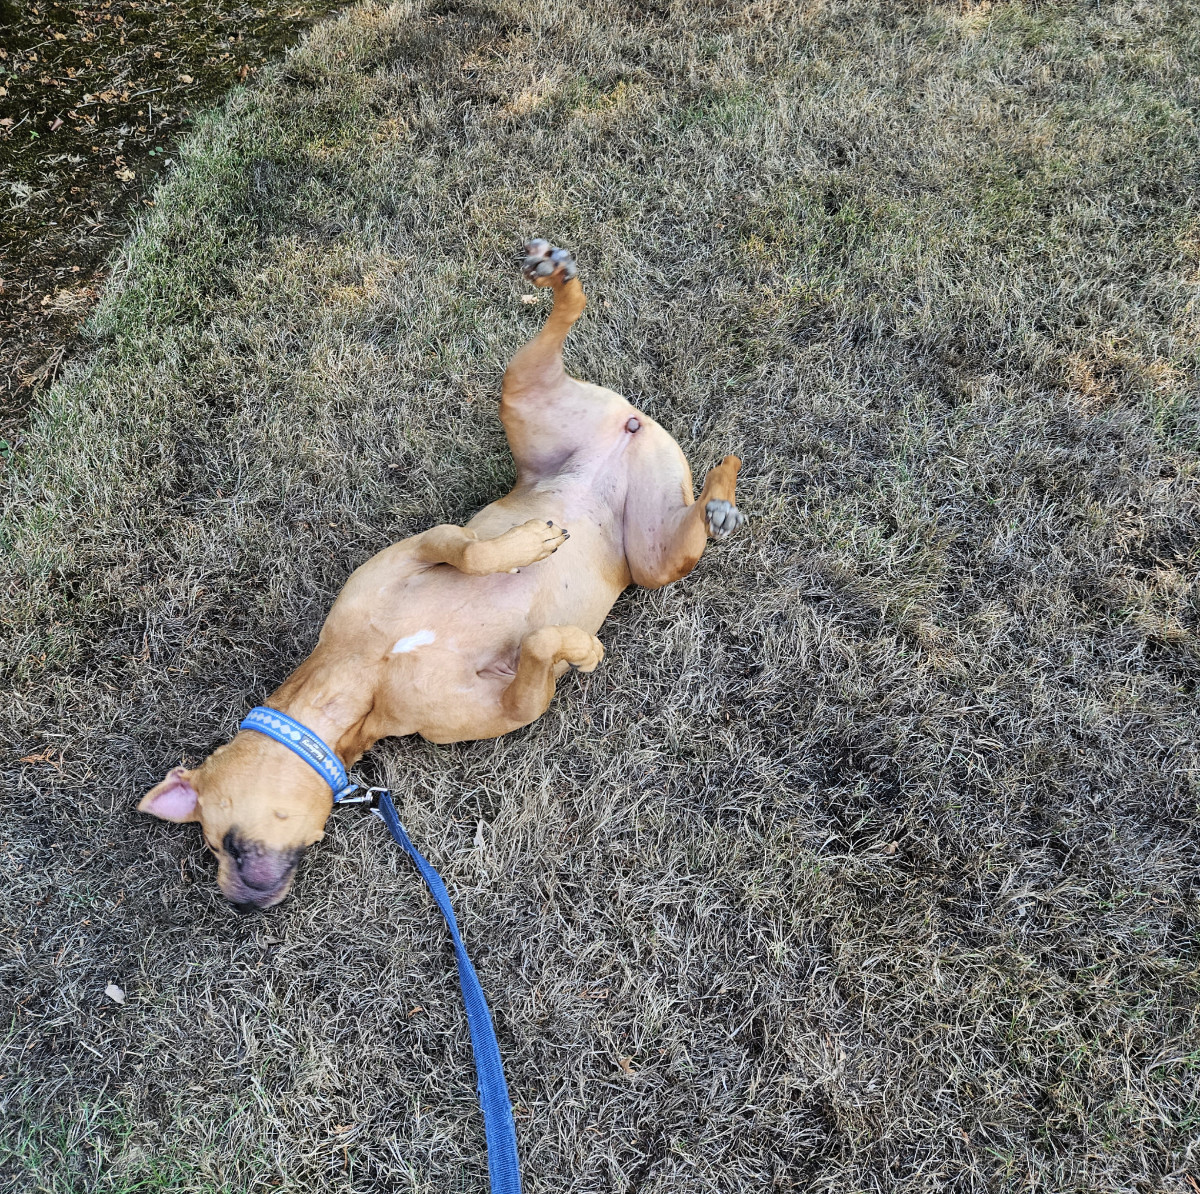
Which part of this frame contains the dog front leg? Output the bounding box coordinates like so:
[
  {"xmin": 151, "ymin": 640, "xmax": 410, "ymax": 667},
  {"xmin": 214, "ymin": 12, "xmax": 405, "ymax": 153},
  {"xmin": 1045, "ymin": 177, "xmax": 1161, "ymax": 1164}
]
[
  {"xmin": 499, "ymin": 626, "xmax": 604, "ymax": 727},
  {"xmin": 416, "ymin": 520, "xmax": 569, "ymax": 576}
]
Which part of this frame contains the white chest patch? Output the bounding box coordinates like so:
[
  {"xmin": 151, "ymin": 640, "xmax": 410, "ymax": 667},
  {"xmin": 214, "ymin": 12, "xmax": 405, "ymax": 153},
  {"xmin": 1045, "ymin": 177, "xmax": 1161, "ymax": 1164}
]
[{"xmin": 391, "ymin": 629, "xmax": 436, "ymax": 654}]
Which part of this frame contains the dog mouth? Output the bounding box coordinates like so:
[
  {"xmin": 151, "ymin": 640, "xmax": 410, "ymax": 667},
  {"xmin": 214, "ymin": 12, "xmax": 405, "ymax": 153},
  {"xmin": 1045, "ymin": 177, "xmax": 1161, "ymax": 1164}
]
[
  {"xmin": 224, "ymin": 875, "xmax": 297, "ymax": 912},
  {"xmin": 219, "ymin": 830, "xmax": 303, "ymax": 911}
]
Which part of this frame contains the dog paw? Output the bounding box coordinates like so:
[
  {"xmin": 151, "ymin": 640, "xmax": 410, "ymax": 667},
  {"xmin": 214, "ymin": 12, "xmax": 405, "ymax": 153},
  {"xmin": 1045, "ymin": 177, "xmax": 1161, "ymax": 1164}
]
[
  {"xmin": 569, "ymin": 634, "xmax": 605, "ymax": 673},
  {"xmin": 521, "ymin": 239, "xmax": 578, "ymax": 286},
  {"xmin": 706, "ymin": 499, "xmax": 745, "ymax": 539},
  {"xmin": 502, "ymin": 518, "xmax": 570, "ymax": 572}
]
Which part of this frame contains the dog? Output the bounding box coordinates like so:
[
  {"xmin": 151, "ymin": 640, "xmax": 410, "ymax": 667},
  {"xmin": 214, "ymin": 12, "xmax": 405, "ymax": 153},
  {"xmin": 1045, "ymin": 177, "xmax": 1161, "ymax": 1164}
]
[{"xmin": 138, "ymin": 241, "xmax": 745, "ymax": 909}]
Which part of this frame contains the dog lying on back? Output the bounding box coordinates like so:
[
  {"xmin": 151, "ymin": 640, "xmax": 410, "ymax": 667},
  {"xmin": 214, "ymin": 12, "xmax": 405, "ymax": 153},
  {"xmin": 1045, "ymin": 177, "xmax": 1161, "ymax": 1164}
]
[{"xmin": 139, "ymin": 242, "xmax": 745, "ymax": 909}]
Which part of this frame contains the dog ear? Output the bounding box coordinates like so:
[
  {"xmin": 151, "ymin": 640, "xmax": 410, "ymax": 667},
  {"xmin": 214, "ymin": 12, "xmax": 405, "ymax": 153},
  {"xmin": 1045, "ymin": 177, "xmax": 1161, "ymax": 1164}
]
[{"xmin": 138, "ymin": 766, "xmax": 200, "ymax": 823}]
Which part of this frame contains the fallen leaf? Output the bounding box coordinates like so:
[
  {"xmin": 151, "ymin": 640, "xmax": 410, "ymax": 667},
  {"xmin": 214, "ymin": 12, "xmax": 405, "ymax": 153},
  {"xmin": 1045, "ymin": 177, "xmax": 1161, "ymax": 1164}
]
[
  {"xmin": 114, "ymin": 167, "xmax": 135, "ymax": 181},
  {"xmin": 177, "ymin": 74, "xmax": 193, "ymax": 84},
  {"xmin": 49, "ymin": 116, "xmax": 63, "ymax": 132},
  {"xmin": 407, "ymin": 1006, "xmax": 424, "ymax": 1017},
  {"xmin": 104, "ymin": 983, "xmax": 125, "ymax": 1005},
  {"xmin": 616, "ymin": 1055, "xmax": 636, "ymax": 1076},
  {"xmin": 237, "ymin": 64, "xmax": 251, "ymax": 81},
  {"xmin": 884, "ymin": 841, "xmax": 899, "ymax": 855}
]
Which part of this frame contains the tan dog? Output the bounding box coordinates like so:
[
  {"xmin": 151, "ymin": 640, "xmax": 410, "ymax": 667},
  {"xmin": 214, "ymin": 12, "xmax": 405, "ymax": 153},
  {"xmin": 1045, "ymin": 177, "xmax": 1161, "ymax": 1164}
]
[{"xmin": 139, "ymin": 242, "xmax": 744, "ymax": 909}]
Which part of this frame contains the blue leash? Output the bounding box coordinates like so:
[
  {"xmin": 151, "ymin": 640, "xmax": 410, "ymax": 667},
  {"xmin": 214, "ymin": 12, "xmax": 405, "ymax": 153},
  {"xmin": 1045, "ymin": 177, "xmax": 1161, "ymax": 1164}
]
[{"xmin": 240, "ymin": 707, "xmax": 522, "ymax": 1193}]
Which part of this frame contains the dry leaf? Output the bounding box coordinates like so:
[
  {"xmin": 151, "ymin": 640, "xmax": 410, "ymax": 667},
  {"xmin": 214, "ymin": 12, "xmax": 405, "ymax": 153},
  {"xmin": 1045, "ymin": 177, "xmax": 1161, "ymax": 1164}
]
[
  {"xmin": 104, "ymin": 983, "xmax": 125, "ymax": 1005},
  {"xmin": 616, "ymin": 1055, "xmax": 636, "ymax": 1076},
  {"xmin": 177, "ymin": 74, "xmax": 193, "ymax": 83},
  {"xmin": 114, "ymin": 167, "xmax": 135, "ymax": 182}
]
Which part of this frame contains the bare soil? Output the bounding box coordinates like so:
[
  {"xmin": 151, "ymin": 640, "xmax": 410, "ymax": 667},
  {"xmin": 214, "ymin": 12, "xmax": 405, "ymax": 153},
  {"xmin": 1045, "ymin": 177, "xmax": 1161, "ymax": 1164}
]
[{"xmin": 0, "ymin": 0, "xmax": 342, "ymax": 442}]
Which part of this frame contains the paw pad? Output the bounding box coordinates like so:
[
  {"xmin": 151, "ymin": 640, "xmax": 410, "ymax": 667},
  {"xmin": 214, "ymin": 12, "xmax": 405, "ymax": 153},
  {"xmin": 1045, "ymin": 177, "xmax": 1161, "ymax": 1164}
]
[
  {"xmin": 705, "ymin": 499, "xmax": 745, "ymax": 540},
  {"xmin": 521, "ymin": 239, "xmax": 578, "ymax": 283}
]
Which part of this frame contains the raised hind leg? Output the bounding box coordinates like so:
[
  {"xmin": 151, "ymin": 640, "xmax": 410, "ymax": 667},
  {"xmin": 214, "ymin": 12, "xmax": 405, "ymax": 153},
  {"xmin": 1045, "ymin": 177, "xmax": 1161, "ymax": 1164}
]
[
  {"xmin": 498, "ymin": 625, "xmax": 605, "ymax": 728},
  {"xmin": 500, "ymin": 240, "xmax": 626, "ymax": 478}
]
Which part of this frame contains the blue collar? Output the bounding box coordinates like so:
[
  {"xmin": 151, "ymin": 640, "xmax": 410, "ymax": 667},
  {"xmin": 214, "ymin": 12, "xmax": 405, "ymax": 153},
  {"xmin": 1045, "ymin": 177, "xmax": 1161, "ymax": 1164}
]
[{"xmin": 240, "ymin": 706, "xmax": 357, "ymax": 800}]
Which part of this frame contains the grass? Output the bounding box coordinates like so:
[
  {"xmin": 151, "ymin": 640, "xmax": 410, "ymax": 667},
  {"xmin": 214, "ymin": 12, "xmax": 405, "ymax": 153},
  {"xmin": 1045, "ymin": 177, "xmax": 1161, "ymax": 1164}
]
[{"xmin": 1, "ymin": 0, "xmax": 1198, "ymax": 1190}]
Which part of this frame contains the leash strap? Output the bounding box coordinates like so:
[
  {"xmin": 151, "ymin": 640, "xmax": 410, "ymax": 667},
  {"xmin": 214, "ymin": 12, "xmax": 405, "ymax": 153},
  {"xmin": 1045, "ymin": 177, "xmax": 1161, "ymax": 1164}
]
[
  {"xmin": 372, "ymin": 792, "xmax": 523, "ymax": 1194},
  {"xmin": 239, "ymin": 705, "xmax": 522, "ymax": 1192}
]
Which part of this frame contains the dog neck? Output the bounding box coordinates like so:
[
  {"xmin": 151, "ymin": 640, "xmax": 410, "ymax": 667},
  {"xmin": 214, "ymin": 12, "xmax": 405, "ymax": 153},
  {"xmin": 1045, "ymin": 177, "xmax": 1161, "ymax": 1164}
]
[
  {"xmin": 265, "ymin": 646, "xmax": 379, "ymax": 769},
  {"xmin": 187, "ymin": 648, "xmax": 381, "ymax": 848}
]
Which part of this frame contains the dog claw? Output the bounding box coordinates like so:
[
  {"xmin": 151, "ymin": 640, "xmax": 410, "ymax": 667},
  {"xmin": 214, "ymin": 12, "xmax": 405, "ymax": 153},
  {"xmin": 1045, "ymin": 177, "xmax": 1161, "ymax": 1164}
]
[{"xmin": 705, "ymin": 499, "xmax": 746, "ymax": 540}]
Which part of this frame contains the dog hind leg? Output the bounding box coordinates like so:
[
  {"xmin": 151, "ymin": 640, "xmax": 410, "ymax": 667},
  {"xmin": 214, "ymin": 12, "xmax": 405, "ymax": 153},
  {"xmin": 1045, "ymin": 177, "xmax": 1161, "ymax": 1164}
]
[
  {"xmin": 622, "ymin": 441, "xmax": 744, "ymax": 589},
  {"xmin": 500, "ymin": 241, "xmax": 623, "ymax": 476},
  {"xmin": 498, "ymin": 625, "xmax": 604, "ymax": 727},
  {"xmin": 503, "ymin": 240, "xmax": 586, "ymax": 399}
]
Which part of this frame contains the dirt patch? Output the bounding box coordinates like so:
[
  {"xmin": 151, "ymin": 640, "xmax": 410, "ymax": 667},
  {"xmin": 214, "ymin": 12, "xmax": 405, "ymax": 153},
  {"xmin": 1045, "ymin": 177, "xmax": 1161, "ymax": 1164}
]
[{"xmin": 0, "ymin": 0, "xmax": 343, "ymax": 442}]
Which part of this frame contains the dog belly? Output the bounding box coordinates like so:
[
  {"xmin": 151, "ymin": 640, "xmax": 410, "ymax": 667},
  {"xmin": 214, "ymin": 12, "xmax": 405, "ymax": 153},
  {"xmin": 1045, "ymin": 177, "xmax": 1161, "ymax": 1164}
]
[{"xmin": 367, "ymin": 553, "xmax": 622, "ymax": 742}]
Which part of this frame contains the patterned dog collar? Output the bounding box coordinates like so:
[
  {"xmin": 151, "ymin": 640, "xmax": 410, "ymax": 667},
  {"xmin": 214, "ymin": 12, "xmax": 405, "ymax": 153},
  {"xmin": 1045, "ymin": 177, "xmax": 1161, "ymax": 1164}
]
[{"xmin": 239, "ymin": 706, "xmax": 355, "ymax": 799}]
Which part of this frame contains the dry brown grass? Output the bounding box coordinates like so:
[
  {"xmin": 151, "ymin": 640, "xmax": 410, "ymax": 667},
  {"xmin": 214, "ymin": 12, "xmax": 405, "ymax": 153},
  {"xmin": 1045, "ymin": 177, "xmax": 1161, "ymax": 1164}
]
[{"xmin": 2, "ymin": 1, "xmax": 1198, "ymax": 1190}]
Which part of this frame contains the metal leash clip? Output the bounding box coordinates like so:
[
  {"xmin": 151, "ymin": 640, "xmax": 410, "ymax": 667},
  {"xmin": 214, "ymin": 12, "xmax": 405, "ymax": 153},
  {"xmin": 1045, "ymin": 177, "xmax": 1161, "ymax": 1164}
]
[{"xmin": 333, "ymin": 785, "xmax": 390, "ymax": 810}]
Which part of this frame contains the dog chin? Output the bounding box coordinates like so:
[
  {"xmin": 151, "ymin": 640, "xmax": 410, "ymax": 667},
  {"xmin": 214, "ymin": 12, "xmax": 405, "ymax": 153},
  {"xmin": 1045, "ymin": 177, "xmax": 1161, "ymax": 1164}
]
[
  {"xmin": 218, "ymin": 863, "xmax": 299, "ymax": 912},
  {"xmin": 221, "ymin": 879, "xmax": 295, "ymax": 912}
]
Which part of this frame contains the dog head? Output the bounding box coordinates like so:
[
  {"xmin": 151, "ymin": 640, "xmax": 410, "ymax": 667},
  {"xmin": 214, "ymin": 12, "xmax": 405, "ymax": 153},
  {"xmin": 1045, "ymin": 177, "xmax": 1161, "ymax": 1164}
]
[{"xmin": 138, "ymin": 733, "xmax": 335, "ymax": 910}]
